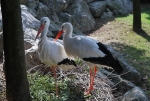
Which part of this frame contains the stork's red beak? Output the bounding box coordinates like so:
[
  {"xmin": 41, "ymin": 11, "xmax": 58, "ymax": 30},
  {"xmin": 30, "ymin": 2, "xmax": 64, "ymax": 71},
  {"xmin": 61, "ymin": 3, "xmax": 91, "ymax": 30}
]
[
  {"xmin": 35, "ymin": 24, "xmax": 45, "ymax": 41},
  {"xmin": 54, "ymin": 30, "xmax": 63, "ymax": 41}
]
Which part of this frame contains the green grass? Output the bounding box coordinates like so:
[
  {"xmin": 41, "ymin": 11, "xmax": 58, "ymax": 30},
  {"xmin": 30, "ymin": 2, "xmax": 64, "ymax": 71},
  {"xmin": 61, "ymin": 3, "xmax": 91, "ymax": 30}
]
[
  {"xmin": 113, "ymin": 8, "xmax": 150, "ymax": 92},
  {"xmin": 28, "ymin": 72, "xmax": 69, "ymax": 101},
  {"xmin": 141, "ymin": 8, "xmax": 150, "ymax": 24},
  {"xmin": 28, "ymin": 72, "xmax": 85, "ymax": 101},
  {"xmin": 116, "ymin": 8, "xmax": 150, "ymax": 26}
]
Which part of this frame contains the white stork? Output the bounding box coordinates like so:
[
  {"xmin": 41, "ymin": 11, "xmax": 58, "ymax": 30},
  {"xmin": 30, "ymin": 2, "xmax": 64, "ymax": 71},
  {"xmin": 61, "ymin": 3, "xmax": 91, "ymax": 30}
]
[
  {"xmin": 54, "ymin": 22, "xmax": 123, "ymax": 95},
  {"xmin": 35, "ymin": 18, "xmax": 77, "ymax": 95}
]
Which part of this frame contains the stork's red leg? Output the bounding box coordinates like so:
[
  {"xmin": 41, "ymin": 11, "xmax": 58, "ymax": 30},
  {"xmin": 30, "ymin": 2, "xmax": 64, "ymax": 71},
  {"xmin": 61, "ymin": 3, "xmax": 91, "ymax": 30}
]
[
  {"xmin": 91, "ymin": 66, "xmax": 97, "ymax": 82},
  {"xmin": 91, "ymin": 66, "xmax": 97, "ymax": 88},
  {"xmin": 85, "ymin": 67, "xmax": 93, "ymax": 95},
  {"xmin": 51, "ymin": 67, "xmax": 58, "ymax": 96},
  {"xmin": 85, "ymin": 66, "xmax": 97, "ymax": 95}
]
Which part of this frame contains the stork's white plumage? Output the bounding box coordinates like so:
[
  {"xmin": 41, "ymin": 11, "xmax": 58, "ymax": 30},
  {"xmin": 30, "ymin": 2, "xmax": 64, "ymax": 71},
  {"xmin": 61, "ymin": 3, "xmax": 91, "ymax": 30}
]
[
  {"xmin": 35, "ymin": 18, "xmax": 77, "ymax": 95},
  {"xmin": 55, "ymin": 22, "xmax": 123, "ymax": 95},
  {"xmin": 35, "ymin": 17, "xmax": 76, "ymax": 70}
]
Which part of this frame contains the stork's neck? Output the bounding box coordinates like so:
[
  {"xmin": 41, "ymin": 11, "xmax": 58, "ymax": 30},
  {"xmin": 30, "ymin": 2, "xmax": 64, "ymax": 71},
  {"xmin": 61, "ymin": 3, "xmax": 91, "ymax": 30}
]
[
  {"xmin": 40, "ymin": 26, "xmax": 49, "ymax": 40},
  {"xmin": 64, "ymin": 30, "xmax": 72, "ymax": 40}
]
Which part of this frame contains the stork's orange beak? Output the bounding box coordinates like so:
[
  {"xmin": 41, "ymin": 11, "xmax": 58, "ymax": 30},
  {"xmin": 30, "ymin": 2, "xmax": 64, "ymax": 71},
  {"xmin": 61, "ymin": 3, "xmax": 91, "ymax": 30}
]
[
  {"xmin": 35, "ymin": 24, "xmax": 44, "ymax": 41},
  {"xmin": 54, "ymin": 30, "xmax": 63, "ymax": 41}
]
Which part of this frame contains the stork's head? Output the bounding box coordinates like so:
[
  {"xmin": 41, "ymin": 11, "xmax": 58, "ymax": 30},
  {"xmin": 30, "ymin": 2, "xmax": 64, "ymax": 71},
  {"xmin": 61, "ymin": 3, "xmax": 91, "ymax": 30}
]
[
  {"xmin": 35, "ymin": 17, "xmax": 50, "ymax": 40},
  {"xmin": 40, "ymin": 17, "xmax": 50, "ymax": 27},
  {"xmin": 54, "ymin": 22, "xmax": 73, "ymax": 41}
]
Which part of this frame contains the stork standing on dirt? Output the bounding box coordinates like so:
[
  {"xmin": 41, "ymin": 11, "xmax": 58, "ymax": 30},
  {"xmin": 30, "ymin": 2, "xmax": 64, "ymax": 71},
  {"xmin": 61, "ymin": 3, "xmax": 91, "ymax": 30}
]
[
  {"xmin": 35, "ymin": 18, "xmax": 77, "ymax": 96},
  {"xmin": 54, "ymin": 22, "xmax": 123, "ymax": 95}
]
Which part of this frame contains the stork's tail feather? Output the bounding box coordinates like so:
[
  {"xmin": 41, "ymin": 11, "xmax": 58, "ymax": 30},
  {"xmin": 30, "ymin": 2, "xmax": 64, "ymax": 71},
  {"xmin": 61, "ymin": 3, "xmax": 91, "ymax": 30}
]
[
  {"xmin": 58, "ymin": 58, "xmax": 77, "ymax": 67},
  {"xmin": 83, "ymin": 56, "xmax": 123, "ymax": 74},
  {"xmin": 103, "ymin": 55, "xmax": 123, "ymax": 74},
  {"xmin": 96, "ymin": 42, "xmax": 123, "ymax": 74}
]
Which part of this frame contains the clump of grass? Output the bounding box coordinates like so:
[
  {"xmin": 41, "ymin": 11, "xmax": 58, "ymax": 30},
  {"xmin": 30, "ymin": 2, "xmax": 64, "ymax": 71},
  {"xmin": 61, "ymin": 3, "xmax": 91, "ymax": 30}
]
[
  {"xmin": 28, "ymin": 71, "xmax": 87, "ymax": 101},
  {"xmin": 28, "ymin": 72, "xmax": 71, "ymax": 101}
]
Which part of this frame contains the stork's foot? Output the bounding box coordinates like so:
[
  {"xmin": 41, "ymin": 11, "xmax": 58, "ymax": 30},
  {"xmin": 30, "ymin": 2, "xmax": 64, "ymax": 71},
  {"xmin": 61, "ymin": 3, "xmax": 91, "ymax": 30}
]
[
  {"xmin": 84, "ymin": 66, "xmax": 97, "ymax": 95},
  {"xmin": 84, "ymin": 87, "xmax": 92, "ymax": 95}
]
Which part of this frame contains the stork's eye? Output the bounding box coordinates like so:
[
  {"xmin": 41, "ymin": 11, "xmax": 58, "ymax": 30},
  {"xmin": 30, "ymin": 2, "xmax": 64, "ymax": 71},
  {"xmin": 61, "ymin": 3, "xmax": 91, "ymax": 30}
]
[
  {"xmin": 44, "ymin": 21, "xmax": 46, "ymax": 24},
  {"xmin": 62, "ymin": 26, "xmax": 64, "ymax": 30}
]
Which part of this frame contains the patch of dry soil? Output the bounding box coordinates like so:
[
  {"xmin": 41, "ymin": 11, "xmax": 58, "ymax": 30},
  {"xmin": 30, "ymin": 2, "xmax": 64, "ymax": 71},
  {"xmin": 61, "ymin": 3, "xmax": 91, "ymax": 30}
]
[{"xmin": 85, "ymin": 18, "xmax": 124, "ymax": 45}]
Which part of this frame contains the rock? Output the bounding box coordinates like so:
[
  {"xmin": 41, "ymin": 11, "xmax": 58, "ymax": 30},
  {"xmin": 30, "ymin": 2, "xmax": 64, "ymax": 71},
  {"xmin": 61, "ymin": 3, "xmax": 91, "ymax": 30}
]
[
  {"xmin": 112, "ymin": 10, "xmax": 119, "ymax": 16},
  {"xmin": 89, "ymin": 1, "xmax": 106, "ymax": 17},
  {"xmin": 40, "ymin": 0, "xmax": 68, "ymax": 12},
  {"xmin": 21, "ymin": 6, "xmax": 55, "ymax": 37},
  {"xmin": 57, "ymin": 12, "xmax": 78, "ymax": 27},
  {"xmin": 25, "ymin": 46, "xmax": 40, "ymax": 70},
  {"xmin": 26, "ymin": 0, "xmax": 39, "ymax": 13},
  {"xmin": 26, "ymin": 1, "xmax": 60, "ymax": 32},
  {"xmin": 84, "ymin": 0, "xmax": 94, "ymax": 3},
  {"xmin": 36, "ymin": 2, "xmax": 51, "ymax": 19},
  {"xmin": 97, "ymin": 71, "xmax": 115, "ymax": 88},
  {"xmin": 24, "ymin": 28, "xmax": 40, "ymax": 69},
  {"xmin": 100, "ymin": 68, "xmax": 136, "ymax": 93},
  {"xmin": 122, "ymin": 87, "xmax": 149, "ymax": 101},
  {"xmin": 101, "ymin": 9, "xmax": 114, "ymax": 18},
  {"xmin": 73, "ymin": 27, "xmax": 85, "ymax": 36},
  {"xmin": 57, "ymin": 12, "xmax": 85, "ymax": 36},
  {"xmin": 24, "ymin": 29, "xmax": 38, "ymax": 51},
  {"xmin": 67, "ymin": 0, "xmax": 95, "ymax": 32},
  {"xmin": 27, "ymin": 2, "xmax": 60, "ymax": 36},
  {"xmin": 106, "ymin": 0, "xmax": 132, "ymax": 15},
  {"xmin": 21, "ymin": 5, "xmax": 40, "ymax": 30},
  {"xmin": 106, "ymin": 8, "xmax": 111, "ymax": 12},
  {"xmin": 36, "ymin": 2, "xmax": 60, "ymax": 24},
  {"xmin": 47, "ymin": 20, "xmax": 59, "ymax": 37},
  {"xmin": 21, "ymin": 5, "xmax": 37, "ymax": 20},
  {"xmin": 27, "ymin": 0, "xmax": 58, "ymax": 22},
  {"xmin": 106, "ymin": 45, "xmax": 142, "ymax": 84},
  {"xmin": 24, "ymin": 28, "xmax": 37, "ymax": 41}
]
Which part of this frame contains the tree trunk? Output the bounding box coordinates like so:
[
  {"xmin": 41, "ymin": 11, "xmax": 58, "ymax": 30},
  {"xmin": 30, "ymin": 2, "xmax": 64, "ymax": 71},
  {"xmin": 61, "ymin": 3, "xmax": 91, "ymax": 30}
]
[
  {"xmin": 133, "ymin": 0, "xmax": 142, "ymax": 31},
  {"xmin": 1, "ymin": 0, "xmax": 31, "ymax": 100}
]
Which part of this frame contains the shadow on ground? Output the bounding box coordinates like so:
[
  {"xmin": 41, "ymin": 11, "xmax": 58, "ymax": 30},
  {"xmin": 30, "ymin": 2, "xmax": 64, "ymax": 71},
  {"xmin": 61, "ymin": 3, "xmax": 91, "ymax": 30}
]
[
  {"xmin": 109, "ymin": 41, "xmax": 150, "ymax": 93},
  {"xmin": 141, "ymin": 4, "xmax": 150, "ymax": 20},
  {"xmin": 65, "ymin": 82, "xmax": 85, "ymax": 101},
  {"xmin": 134, "ymin": 29, "xmax": 150, "ymax": 42},
  {"xmin": 109, "ymin": 42, "xmax": 150, "ymax": 76}
]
